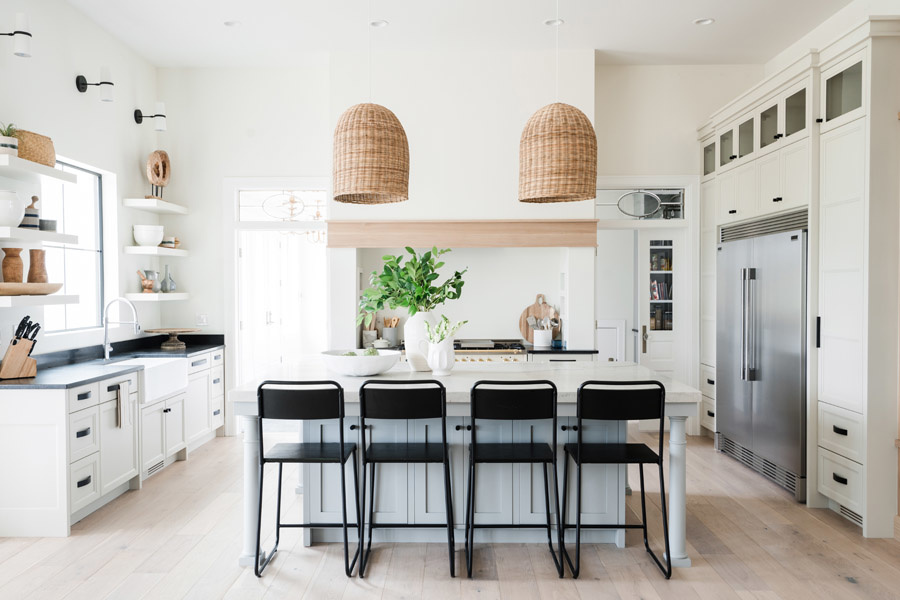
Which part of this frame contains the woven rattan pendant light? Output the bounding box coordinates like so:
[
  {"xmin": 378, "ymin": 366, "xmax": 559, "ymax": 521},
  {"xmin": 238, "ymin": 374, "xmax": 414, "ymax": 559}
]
[
  {"xmin": 518, "ymin": 2, "xmax": 597, "ymax": 203},
  {"xmin": 333, "ymin": 4, "xmax": 409, "ymax": 204}
]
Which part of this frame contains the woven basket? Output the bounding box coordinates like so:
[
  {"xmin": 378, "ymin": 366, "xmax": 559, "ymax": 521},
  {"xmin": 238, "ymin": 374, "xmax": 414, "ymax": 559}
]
[
  {"xmin": 518, "ymin": 103, "xmax": 597, "ymax": 203},
  {"xmin": 333, "ymin": 103, "xmax": 409, "ymax": 204},
  {"xmin": 15, "ymin": 130, "xmax": 56, "ymax": 167}
]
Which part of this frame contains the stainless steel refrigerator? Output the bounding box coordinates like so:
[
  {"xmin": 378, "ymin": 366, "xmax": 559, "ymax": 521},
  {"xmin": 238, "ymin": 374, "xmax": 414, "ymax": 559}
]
[{"xmin": 716, "ymin": 228, "xmax": 807, "ymax": 501}]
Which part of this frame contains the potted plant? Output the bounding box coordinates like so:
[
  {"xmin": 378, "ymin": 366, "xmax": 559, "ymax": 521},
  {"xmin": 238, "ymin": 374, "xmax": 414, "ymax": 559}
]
[
  {"xmin": 358, "ymin": 246, "xmax": 466, "ymax": 371},
  {"xmin": 424, "ymin": 315, "xmax": 467, "ymax": 376},
  {"xmin": 0, "ymin": 123, "xmax": 17, "ymax": 156}
]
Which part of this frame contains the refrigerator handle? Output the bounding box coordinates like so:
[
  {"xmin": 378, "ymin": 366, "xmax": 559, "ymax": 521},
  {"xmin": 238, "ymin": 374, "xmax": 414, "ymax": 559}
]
[
  {"xmin": 746, "ymin": 268, "xmax": 757, "ymax": 381},
  {"xmin": 740, "ymin": 268, "xmax": 748, "ymax": 381}
]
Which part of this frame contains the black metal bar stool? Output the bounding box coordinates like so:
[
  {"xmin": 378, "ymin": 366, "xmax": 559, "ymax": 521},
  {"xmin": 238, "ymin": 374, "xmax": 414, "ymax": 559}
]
[
  {"xmin": 560, "ymin": 380, "xmax": 671, "ymax": 579},
  {"xmin": 358, "ymin": 380, "xmax": 455, "ymax": 578},
  {"xmin": 465, "ymin": 380, "xmax": 563, "ymax": 578},
  {"xmin": 255, "ymin": 380, "xmax": 361, "ymax": 577}
]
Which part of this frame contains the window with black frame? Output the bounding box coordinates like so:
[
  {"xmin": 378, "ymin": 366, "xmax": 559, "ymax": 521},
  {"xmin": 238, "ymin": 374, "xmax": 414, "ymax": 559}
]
[{"xmin": 41, "ymin": 161, "xmax": 104, "ymax": 332}]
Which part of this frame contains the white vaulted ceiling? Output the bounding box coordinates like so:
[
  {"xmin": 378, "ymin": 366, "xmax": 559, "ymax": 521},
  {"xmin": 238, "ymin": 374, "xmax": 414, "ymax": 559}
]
[{"xmin": 66, "ymin": 0, "xmax": 853, "ymax": 67}]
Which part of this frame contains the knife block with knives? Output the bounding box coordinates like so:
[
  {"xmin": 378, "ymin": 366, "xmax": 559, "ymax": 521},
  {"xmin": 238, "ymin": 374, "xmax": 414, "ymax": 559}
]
[{"xmin": 0, "ymin": 316, "xmax": 40, "ymax": 379}]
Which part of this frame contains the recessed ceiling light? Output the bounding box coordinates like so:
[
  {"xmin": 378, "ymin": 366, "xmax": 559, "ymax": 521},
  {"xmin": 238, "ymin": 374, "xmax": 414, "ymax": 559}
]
[
  {"xmin": 693, "ymin": 18, "xmax": 715, "ymax": 25},
  {"xmin": 224, "ymin": 20, "xmax": 241, "ymax": 27},
  {"xmin": 370, "ymin": 19, "xmax": 389, "ymax": 28},
  {"xmin": 544, "ymin": 18, "xmax": 565, "ymax": 27}
]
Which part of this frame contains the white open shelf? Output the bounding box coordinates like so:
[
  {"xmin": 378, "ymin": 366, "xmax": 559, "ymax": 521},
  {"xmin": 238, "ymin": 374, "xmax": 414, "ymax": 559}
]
[
  {"xmin": 125, "ymin": 293, "xmax": 189, "ymax": 302},
  {"xmin": 123, "ymin": 198, "xmax": 188, "ymax": 215},
  {"xmin": 0, "ymin": 227, "xmax": 78, "ymax": 246},
  {"xmin": 0, "ymin": 294, "xmax": 79, "ymax": 308},
  {"xmin": 123, "ymin": 246, "xmax": 188, "ymax": 257},
  {"xmin": 0, "ymin": 155, "xmax": 78, "ymax": 184}
]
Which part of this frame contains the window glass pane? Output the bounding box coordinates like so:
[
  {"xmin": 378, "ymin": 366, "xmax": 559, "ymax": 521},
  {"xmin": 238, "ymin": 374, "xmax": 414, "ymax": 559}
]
[
  {"xmin": 826, "ymin": 61, "xmax": 862, "ymax": 122},
  {"xmin": 785, "ymin": 88, "xmax": 806, "ymax": 137},
  {"xmin": 41, "ymin": 162, "xmax": 103, "ymax": 332}
]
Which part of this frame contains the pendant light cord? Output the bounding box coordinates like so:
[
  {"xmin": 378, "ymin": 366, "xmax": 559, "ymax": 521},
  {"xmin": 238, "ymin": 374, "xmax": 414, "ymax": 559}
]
[
  {"xmin": 368, "ymin": 0, "xmax": 373, "ymax": 102},
  {"xmin": 555, "ymin": 0, "xmax": 559, "ymax": 102}
]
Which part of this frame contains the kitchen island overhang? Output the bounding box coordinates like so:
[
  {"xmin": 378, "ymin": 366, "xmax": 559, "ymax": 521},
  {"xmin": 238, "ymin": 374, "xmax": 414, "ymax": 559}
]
[{"xmin": 230, "ymin": 361, "xmax": 700, "ymax": 570}]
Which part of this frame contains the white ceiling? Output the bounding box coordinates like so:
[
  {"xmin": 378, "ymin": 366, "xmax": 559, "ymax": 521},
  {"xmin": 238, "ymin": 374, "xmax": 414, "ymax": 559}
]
[{"xmin": 67, "ymin": 0, "xmax": 853, "ymax": 68}]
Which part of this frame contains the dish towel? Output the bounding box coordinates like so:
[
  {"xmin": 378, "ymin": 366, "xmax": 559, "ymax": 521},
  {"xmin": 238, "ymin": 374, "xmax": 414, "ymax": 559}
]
[{"xmin": 115, "ymin": 380, "xmax": 130, "ymax": 428}]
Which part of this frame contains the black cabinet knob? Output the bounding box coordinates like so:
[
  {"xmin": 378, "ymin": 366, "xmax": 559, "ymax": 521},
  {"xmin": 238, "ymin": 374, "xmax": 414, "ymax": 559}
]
[
  {"xmin": 454, "ymin": 425, "xmax": 472, "ymax": 431},
  {"xmin": 773, "ymin": 197, "xmax": 783, "ymax": 203},
  {"xmin": 560, "ymin": 425, "xmax": 579, "ymax": 431},
  {"xmin": 728, "ymin": 209, "xmax": 737, "ymax": 214},
  {"xmin": 350, "ymin": 424, "xmax": 370, "ymax": 431},
  {"xmin": 729, "ymin": 155, "xmax": 737, "ymax": 160},
  {"xmin": 815, "ymin": 118, "xmax": 824, "ymax": 123}
]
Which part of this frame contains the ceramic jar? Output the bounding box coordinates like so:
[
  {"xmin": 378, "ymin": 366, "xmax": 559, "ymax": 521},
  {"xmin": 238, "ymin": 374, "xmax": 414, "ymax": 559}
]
[
  {"xmin": 2, "ymin": 248, "xmax": 23, "ymax": 283},
  {"xmin": 426, "ymin": 337, "xmax": 455, "ymax": 376},
  {"xmin": 0, "ymin": 136, "xmax": 17, "ymax": 156},
  {"xmin": 0, "ymin": 191, "xmax": 26, "ymax": 228},
  {"xmin": 403, "ymin": 311, "xmax": 434, "ymax": 372},
  {"xmin": 26, "ymin": 249, "xmax": 47, "ymax": 283}
]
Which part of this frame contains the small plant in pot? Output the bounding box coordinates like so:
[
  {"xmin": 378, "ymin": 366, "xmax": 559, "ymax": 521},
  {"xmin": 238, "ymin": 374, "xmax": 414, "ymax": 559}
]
[
  {"xmin": 424, "ymin": 316, "xmax": 467, "ymax": 376},
  {"xmin": 358, "ymin": 246, "xmax": 466, "ymax": 371},
  {"xmin": 0, "ymin": 123, "xmax": 17, "ymax": 156}
]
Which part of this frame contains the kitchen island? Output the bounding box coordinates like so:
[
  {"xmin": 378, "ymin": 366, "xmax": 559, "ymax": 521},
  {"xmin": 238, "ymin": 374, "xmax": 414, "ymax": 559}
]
[{"xmin": 230, "ymin": 360, "xmax": 700, "ymax": 570}]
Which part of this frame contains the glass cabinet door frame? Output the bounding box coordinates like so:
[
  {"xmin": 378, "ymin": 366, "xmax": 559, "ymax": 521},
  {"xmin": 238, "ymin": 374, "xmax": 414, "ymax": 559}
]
[
  {"xmin": 819, "ymin": 47, "xmax": 867, "ymax": 135},
  {"xmin": 701, "ymin": 135, "xmax": 717, "ymax": 182},
  {"xmin": 717, "ymin": 115, "xmax": 757, "ymax": 174}
]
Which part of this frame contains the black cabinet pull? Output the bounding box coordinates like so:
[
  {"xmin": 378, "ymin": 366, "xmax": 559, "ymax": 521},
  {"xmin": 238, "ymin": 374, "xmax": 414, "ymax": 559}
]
[
  {"xmin": 774, "ymin": 133, "xmax": 784, "ymax": 140},
  {"xmin": 213, "ymin": 409, "xmax": 221, "ymax": 416},
  {"xmin": 213, "ymin": 378, "xmax": 221, "ymax": 384},
  {"xmin": 816, "ymin": 317, "xmax": 821, "ymax": 348},
  {"xmin": 76, "ymin": 427, "xmax": 91, "ymax": 439},
  {"xmin": 349, "ymin": 424, "xmax": 370, "ymax": 431},
  {"xmin": 191, "ymin": 359, "xmax": 207, "ymax": 367},
  {"xmin": 214, "ymin": 354, "xmax": 222, "ymax": 360},
  {"xmin": 728, "ymin": 209, "xmax": 737, "ymax": 214},
  {"xmin": 454, "ymin": 425, "xmax": 472, "ymax": 431},
  {"xmin": 729, "ymin": 154, "xmax": 737, "ymax": 160},
  {"xmin": 832, "ymin": 425, "xmax": 849, "ymax": 436},
  {"xmin": 815, "ymin": 118, "xmax": 824, "ymax": 123},
  {"xmin": 706, "ymin": 378, "xmax": 715, "ymax": 385},
  {"xmin": 560, "ymin": 425, "xmax": 579, "ymax": 431},
  {"xmin": 77, "ymin": 391, "xmax": 92, "ymax": 401},
  {"xmin": 773, "ymin": 197, "xmax": 783, "ymax": 203},
  {"xmin": 832, "ymin": 473, "xmax": 848, "ymax": 485},
  {"xmin": 163, "ymin": 408, "xmax": 172, "ymax": 413},
  {"xmin": 77, "ymin": 475, "xmax": 92, "ymax": 488},
  {"xmin": 707, "ymin": 410, "xmax": 715, "ymax": 418},
  {"xmin": 549, "ymin": 359, "xmax": 577, "ymax": 363},
  {"xmin": 107, "ymin": 384, "xmax": 120, "ymax": 392}
]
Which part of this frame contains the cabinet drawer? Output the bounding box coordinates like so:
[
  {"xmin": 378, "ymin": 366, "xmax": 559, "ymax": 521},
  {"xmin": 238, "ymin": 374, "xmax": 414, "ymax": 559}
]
[
  {"xmin": 700, "ymin": 365, "xmax": 716, "ymax": 399},
  {"xmin": 69, "ymin": 453, "xmax": 101, "ymax": 514},
  {"xmin": 818, "ymin": 402, "xmax": 863, "ymax": 463},
  {"xmin": 69, "ymin": 405, "xmax": 100, "ymax": 462},
  {"xmin": 188, "ymin": 352, "xmax": 212, "ymax": 374},
  {"xmin": 700, "ymin": 397, "xmax": 716, "ymax": 432},
  {"xmin": 210, "ymin": 366, "xmax": 224, "ymax": 398},
  {"xmin": 212, "ymin": 395, "xmax": 225, "ymax": 429},
  {"xmin": 210, "ymin": 349, "xmax": 224, "ymax": 368},
  {"xmin": 100, "ymin": 372, "xmax": 138, "ymax": 404},
  {"xmin": 817, "ymin": 447, "xmax": 862, "ymax": 513},
  {"xmin": 67, "ymin": 383, "xmax": 99, "ymax": 413},
  {"xmin": 529, "ymin": 353, "xmax": 594, "ymax": 363}
]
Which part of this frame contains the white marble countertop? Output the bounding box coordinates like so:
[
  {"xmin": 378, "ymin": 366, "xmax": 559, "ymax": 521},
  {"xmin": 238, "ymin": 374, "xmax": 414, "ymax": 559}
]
[{"xmin": 230, "ymin": 359, "xmax": 701, "ymax": 413}]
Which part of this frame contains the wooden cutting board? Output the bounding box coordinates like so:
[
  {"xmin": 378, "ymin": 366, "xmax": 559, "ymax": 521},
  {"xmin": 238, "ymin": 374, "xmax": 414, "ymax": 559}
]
[{"xmin": 517, "ymin": 294, "xmax": 560, "ymax": 344}]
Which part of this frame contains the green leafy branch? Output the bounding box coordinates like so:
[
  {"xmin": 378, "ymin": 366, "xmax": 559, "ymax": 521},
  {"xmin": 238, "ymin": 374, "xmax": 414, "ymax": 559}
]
[{"xmin": 357, "ymin": 246, "xmax": 467, "ymax": 327}]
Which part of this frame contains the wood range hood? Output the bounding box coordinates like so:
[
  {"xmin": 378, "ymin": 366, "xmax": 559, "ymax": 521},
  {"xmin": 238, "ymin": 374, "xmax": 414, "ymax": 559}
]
[{"xmin": 325, "ymin": 219, "xmax": 599, "ymax": 248}]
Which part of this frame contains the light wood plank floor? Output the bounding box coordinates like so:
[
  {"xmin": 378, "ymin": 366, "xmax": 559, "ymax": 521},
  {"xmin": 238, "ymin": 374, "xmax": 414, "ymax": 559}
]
[{"xmin": 2, "ymin": 428, "xmax": 900, "ymax": 599}]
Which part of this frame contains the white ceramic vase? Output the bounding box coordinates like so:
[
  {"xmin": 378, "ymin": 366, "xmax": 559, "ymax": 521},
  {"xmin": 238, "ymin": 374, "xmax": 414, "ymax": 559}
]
[
  {"xmin": 426, "ymin": 338, "xmax": 455, "ymax": 376},
  {"xmin": 404, "ymin": 311, "xmax": 434, "ymax": 371},
  {"xmin": 0, "ymin": 136, "xmax": 17, "ymax": 156},
  {"xmin": 0, "ymin": 190, "xmax": 26, "ymax": 227}
]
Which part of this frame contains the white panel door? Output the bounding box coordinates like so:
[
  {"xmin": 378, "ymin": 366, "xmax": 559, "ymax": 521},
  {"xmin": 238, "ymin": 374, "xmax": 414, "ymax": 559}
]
[
  {"xmin": 515, "ymin": 419, "xmax": 558, "ymax": 526},
  {"xmin": 561, "ymin": 418, "xmax": 623, "ymax": 530},
  {"xmin": 780, "ymin": 137, "xmax": 810, "ymax": 211},
  {"xmin": 185, "ymin": 370, "xmax": 211, "ymax": 445},
  {"xmin": 467, "ymin": 420, "xmax": 514, "ymax": 526},
  {"xmin": 818, "ymin": 120, "xmax": 866, "ymax": 413},
  {"xmin": 411, "ymin": 418, "xmax": 463, "ymax": 525},
  {"xmin": 699, "ymin": 180, "xmax": 717, "ymax": 368},
  {"xmin": 757, "ymin": 150, "xmax": 781, "ymax": 214},
  {"xmin": 99, "ymin": 395, "xmax": 139, "ymax": 495},
  {"xmin": 304, "ymin": 418, "xmax": 360, "ymax": 525},
  {"xmin": 164, "ymin": 395, "xmax": 186, "ymax": 457},
  {"xmin": 141, "ymin": 402, "xmax": 165, "ymax": 471},
  {"xmin": 735, "ymin": 161, "xmax": 759, "ymax": 220}
]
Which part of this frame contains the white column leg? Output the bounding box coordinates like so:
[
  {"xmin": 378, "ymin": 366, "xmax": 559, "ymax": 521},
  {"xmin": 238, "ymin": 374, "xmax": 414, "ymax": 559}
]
[
  {"xmin": 238, "ymin": 415, "xmax": 263, "ymax": 567},
  {"xmin": 665, "ymin": 415, "xmax": 691, "ymax": 567}
]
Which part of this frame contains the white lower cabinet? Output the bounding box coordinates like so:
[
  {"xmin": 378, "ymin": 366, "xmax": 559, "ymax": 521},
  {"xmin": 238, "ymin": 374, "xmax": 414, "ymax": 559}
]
[
  {"xmin": 467, "ymin": 420, "xmax": 514, "ymax": 526},
  {"xmin": 141, "ymin": 393, "xmax": 186, "ymax": 476},
  {"xmin": 410, "ymin": 418, "xmax": 464, "ymax": 526},
  {"xmin": 69, "ymin": 453, "xmax": 101, "ymax": 514},
  {"xmin": 68, "ymin": 405, "xmax": 100, "ymax": 462},
  {"xmin": 306, "ymin": 417, "xmax": 362, "ymax": 525},
  {"xmin": 817, "ymin": 447, "xmax": 863, "ymax": 513},
  {"xmin": 185, "ymin": 370, "xmax": 211, "ymax": 445},
  {"xmin": 99, "ymin": 393, "xmax": 139, "ymax": 495}
]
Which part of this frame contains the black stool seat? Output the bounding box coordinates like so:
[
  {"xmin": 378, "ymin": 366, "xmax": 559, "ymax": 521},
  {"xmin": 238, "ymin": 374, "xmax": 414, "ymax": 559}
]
[
  {"xmin": 563, "ymin": 442, "xmax": 659, "ymax": 465},
  {"xmin": 264, "ymin": 442, "xmax": 357, "ymax": 464},
  {"xmin": 365, "ymin": 442, "xmax": 444, "ymax": 463},
  {"xmin": 470, "ymin": 442, "xmax": 554, "ymax": 463}
]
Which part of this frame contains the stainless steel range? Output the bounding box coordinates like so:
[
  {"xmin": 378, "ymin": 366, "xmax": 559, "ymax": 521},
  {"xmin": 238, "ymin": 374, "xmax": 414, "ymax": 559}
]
[{"xmin": 453, "ymin": 339, "xmax": 527, "ymax": 363}]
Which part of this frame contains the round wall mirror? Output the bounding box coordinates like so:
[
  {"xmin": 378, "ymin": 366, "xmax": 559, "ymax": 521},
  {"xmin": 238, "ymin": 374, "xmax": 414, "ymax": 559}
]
[{"xmin": 616, "ymin": 190, "xmax": 662, "ymax": 218}]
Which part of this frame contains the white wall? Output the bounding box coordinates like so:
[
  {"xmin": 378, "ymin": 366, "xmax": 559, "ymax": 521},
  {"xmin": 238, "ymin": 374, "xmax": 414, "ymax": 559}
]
[
  {"xmin": 594, "ymin": 62, "xmax": 764, "ymax": 177},
  {"xmin": 0, "ymin": 0, "xmax": 161, "ymax": 353}
]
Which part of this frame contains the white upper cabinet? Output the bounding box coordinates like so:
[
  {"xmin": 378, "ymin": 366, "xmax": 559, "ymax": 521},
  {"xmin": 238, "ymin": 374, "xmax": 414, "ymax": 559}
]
[
  {"xmin": 702, "ymin": 138, "xmax": 716, "ymax": 180},
  {"xmin": 820, "ymin": 50, "xmax": 865, "ymax": 133}
]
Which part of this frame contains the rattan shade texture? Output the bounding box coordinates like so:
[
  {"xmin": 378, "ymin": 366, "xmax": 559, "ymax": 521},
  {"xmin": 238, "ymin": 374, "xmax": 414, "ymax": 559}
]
[
  {"xmin": 333, "ymin": 103, "xmax": 409, "ymax": 204},
  {"xmin": 518, "ymin": 102, "xmax": 597, "ymax": 203}
]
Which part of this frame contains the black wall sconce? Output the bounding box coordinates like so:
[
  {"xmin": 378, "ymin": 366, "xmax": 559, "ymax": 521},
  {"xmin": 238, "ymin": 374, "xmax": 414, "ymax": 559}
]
[
  {"xmin": 75, "ymin": 67, "xmax": 114, "ymax": 102},
  {"xmin": 2, "ymin": 13, "xmax": 31, "ymax": 58},
  {"xmin": 134, "ymin": 102, "xmax": 167, "ymax": 132}
]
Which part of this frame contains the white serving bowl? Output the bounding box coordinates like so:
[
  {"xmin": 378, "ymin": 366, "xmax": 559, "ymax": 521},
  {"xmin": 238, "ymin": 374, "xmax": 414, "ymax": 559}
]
[
  {"xmin": 133, "ymin": 225, "xmax": 164, "ymax": 247},
  {"xmin": 321, "ymin": 349, "xmax": 401, "ymax": 377}
]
